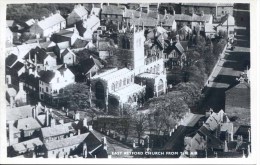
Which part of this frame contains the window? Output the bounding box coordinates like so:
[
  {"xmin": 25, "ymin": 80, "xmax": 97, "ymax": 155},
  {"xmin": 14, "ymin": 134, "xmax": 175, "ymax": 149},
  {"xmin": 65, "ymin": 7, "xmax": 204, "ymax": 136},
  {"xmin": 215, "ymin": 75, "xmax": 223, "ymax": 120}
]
[
  {"xmin": 57, "ymin": 78, "xmax": 59, "ymax": 83},
  {"xmin": 46, "ymin": 87, "xmax": 48, "ymax": 92},
  {"xmin": 111, "ymin": 83, "xmax": 115, "ymax": 91},
  {"xmin": 123, "ymin": 78, "xmax": 126, "ymax": 85},
  {"xmin": 119, "ymin": 80, "xmax": 122, "ymax": 87}
]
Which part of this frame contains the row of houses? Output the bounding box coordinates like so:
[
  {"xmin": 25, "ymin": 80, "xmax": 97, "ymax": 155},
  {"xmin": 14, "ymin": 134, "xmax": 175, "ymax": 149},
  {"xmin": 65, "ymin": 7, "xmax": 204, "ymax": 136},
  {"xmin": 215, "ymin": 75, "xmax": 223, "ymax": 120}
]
[{"xmin": 7, "ymin": 102, "xmax": 109, "ymax": 158}]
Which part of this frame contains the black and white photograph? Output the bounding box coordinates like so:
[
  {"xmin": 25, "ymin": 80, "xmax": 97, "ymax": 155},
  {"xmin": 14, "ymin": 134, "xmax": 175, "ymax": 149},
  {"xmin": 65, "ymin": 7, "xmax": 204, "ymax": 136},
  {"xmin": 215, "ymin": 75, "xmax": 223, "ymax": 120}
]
[{"xmin": 1, "ymin": 0, "xmax": 257, "ymax": 163}]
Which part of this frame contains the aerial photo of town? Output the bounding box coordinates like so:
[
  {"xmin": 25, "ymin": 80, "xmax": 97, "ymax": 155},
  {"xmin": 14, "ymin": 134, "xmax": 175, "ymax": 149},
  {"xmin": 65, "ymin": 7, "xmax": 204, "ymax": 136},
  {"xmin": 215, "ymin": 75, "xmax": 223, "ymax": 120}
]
[{"xmin": 5, "ymin": 3, "xmax": 250, "ymax": 158}]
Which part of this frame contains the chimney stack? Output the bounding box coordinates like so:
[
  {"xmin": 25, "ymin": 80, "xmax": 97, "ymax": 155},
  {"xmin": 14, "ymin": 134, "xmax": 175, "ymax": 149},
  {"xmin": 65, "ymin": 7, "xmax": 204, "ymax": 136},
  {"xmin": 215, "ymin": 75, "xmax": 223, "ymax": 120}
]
[
  {"xmin": 46, "ymin": 108, "xmax": 49, "ymax": 127},
  {"xmin": 50, "ymin": 118, "xmax": 55, "ymax": 127},
  {"xmin": 83, "ymin": 143, "xmax": 88, "ymax": 158},
  {"xmin": 8, "ymin": 121, "xmax": 15, "ymax": 146},
  {"xmin": 19, "ymin": 82, "xmax": 24, "ymax": 92},
  {"xmin": 83, "ymin": 118, "xmax": 88, "ymax": 127},
  {"xmin": 32, "ymin": 108, "xmax": 36, "ymax": 119},
  {"xmin": 102, "ymin": 137, "xmax": 107, "ymax": 151}
]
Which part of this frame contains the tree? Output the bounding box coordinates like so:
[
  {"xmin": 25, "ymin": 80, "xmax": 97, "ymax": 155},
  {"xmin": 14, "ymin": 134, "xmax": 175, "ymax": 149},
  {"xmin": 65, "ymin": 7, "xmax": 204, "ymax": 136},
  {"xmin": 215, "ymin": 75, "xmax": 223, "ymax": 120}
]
[
  {"xmin": 58, "ymin": 83, "xmax": 91, "ymax": 111},
  {"xmin": 132, "ymin": 112, "xmax": 149, "ymax": 145}
]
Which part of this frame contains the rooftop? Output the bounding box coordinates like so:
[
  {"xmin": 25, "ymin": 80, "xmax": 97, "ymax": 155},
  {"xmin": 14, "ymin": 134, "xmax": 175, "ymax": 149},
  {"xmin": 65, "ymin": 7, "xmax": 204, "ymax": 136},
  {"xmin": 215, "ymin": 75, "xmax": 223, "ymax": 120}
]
[
  {"xmin": 92, "ymin": 68, "xmax": 132, "ymax": 81},
  {"xmin": 38, "ymin": 70, "xmax": 55, "ymax": 83},
  {"xmin": 12, "ymin": 138, "xmax": 43, "ymax": 153},
  {"xmin": 15, "ymin": 117, "xmax": 42, "ymax": 131},
  {"xmin": 37, "ymin": 13, "xmax": 65, "ymax": 30},
  {"xmin": 44, "ymin": 133, "xmax": 89, "ymax": 150},
  {"xmin": 110, "ymin": 83, "xmax": 145, "ymax": 101},
  {"xmin": 40, "ymin": 122, "xmax": 75, "ymax": 138},
  {"xmin": 7, "ymin": 105, "xmax": 35, "ymax": 121},
  {"xmin": 136, "ymin": 72, "xmax": 159, "ymax": 79},
  {"xmin": 181, "ymin": 113, "xmax": 204, "ymax": 127}
]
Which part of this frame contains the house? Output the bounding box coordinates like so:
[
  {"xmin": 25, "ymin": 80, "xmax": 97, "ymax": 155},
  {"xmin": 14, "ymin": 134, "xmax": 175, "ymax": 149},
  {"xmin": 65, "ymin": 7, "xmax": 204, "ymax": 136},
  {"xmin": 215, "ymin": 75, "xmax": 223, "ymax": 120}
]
[
  {"xmin": 39, "ymin": 41, "xmax": 56, "ymax": 52},
  {"xmin": 42, "ymin": 132, "xmax": 108, "ymax": 158},
  {"xmin": 164, "ymin": 40, "xmax": 186, "ymax": 69},
  {"xmin": 216, "ymin": 14, "xmax": 236, "ymax": 37},
  {"xmin": 79, "ymin": 56, "xmax": 104, "ymax": 81},
  {"xmin": 91, "ymin": 7, "xmax": 101, "ymax": 17},
  {"xmin": 83, "ymin": 15, "xmax": 100, "ymax": 32},
  {"xmin": 180, "ymin": 3, "xmax": 234, "ymax": 19},
  {"xmin": 30, "ymin": 12, "xmax": 66, "ymax": 37},
  {"xmin": 25, "ymin": 19, "xmax": 36, "ymax": 27},
  {"xmin": 19, "ymin": 72, "xmax": 40, "ymax": 101},
  {"xmin": 67, "ymin": 4, "xmax": 89, "ymax": 26},
  {"xmin": 38, "ymin": 64, "xmax": 75, "ymax": 104},
  {"xmin": 40, "ymin": 122, "xmax": 76, "ymax": 143},
  {"xmin": 6, "ymin": 87, "xmax": 17, "ymax": 108},
  {"xmin": 183, "ymin": 110, "xmax": 235, "ymax": 157},
  {"xmin": 24, "ymin": 46, "xmax": 57, "ymax": 71},
  {"xmin": 51, "ymin": 28, "xmax": 79, "ymax": 46},
  {"xmin": 100, "ymin": 5, "xmax": 124, "ymax": 24},
  {"xmin": 6, "ymin": 27, "xmax": 13, "ymax": 46},
  {"xmin": 6, "ymin": 43, "xmax": 39, "ymax": 58},
  {"xmin": 60, "ymin": 48, "xmax": 77, "ymax": 66},
  {"xmin": 8, "ymin": 138, "xmax": 43, "ymax": 157},
  {"xmin": 97, "ymin": 40, "xmax": 114, "ymax": 60},
  {"xmin": 54, "ymin": 41, "xmax": 70, "ymax": 57},
  {"xmin": 225, "ymin": 81, "xmax": 250, "ymax": 131},
  {"xmin": 15, "ymin": 117, "xmax": 42, "ymax": 141},
  {"xmin": 14, "ymin": 82, "xmax": 27, "ymax": 107}
]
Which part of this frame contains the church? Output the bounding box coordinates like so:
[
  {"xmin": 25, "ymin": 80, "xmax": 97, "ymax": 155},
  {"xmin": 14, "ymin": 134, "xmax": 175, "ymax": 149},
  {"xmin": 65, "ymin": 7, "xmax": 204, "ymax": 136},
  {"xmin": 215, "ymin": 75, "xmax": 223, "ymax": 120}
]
[{"xmin": 90, "ymin": 25, "xmax": 167, "ymax": 114}]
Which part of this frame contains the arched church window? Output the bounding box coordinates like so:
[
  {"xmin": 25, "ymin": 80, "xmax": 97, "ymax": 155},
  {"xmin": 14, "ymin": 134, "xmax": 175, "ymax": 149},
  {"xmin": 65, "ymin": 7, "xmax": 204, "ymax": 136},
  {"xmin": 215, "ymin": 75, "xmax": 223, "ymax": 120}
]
[
  {"xmin": 116, "ymin": 81, "xmax": 119, "ymax": 89},
  {"xmin": 111, "ymin": 83, "xmax": 115, "ymax": 91},
  {"xmin": 126, "ymin": 39, "xmax": 130, "ymax": 49},
  {"xmin": 158, "ymin": 79, "xmax": 164, "ymax": 92},
  {"xmin": 119, "ymin": 80, "xmax": 122, "ymax": 87},
  {"xmin": 157, "ymin": 64, "xmax": 160, "ymax": 73},
  {"xmin": 123, "ymin": 78, "xmax": 126, "ymax": 85}
]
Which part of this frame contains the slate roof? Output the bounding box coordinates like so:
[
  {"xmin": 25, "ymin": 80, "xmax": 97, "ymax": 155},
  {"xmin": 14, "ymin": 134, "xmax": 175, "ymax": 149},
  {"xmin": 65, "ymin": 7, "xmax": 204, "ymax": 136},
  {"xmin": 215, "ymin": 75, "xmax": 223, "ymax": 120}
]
[
  {"xmin": 234, "ymin": 125, "xmax": 250, "ymax": 139},
  {"xmin": 12, "ymin": 138, "xmax": 43, "ymax": 153},
  {"xmin": 173, "ymin": 13, "xmax": 212, "ymax": 22},
  {"xmin": 6, "ymin": 54, "xmax": 18, "ymax": 67},
  {"xmin": 72, "ymin": 5, "xmax": 88, "ymax": 18},
  {"xmin": 165, "ymin": 42, "xmax": 185, "ymax": 55},
  {"xmin": 72, "ymin": 38, "xmax": 89, "ymax": 48},
  {"xmin": 19, "ymin": 72, "xmax": 39, "ymax": 88},
  {"xmin": 61, "ymin": 48, "xmax": 76, "ymax": 58},
  {"xmin": 40, "ymin": 122, "xmax": 75, "ymax": 138},
  {"xmin": 44, "ymin": 133, "xmax": 89, "ymax": 150},
  {"xmin": 181, "ymin": 113, "xmax": 204, "ymax": 127},
  {"xmin": 6, "ymin": 105, "xmax": 35, "ymax": 121},
  {"xmin": 37, "ymin": 13, "xmax": 65, "ymax": 30},
  {"xmin": 198, "ymin": 126, "xmax": 223, "ymax": 149},
  {"xmin": 181, "ymin": 3, "xmax": 233, "ymax": 7},
  {"xmin": 38, "ymin": 70, "xmax": 55, "ymax": 83},
  {"xmin": 55, "ymin": 29, "xmax": 74, "ymax": 38},
  {"xmin": 15, "ymin": 117, "xmax": 42, "ymax": 131},
  {"xmin": 11, "ymin": 61, "xmax": 24, "ymax": 72},
  {"xmin": 102, "ymin": 5, "xmax": 123, "ymax": 15},
  {"xmin": 79, "ymin": 58, "xmax": 97, "ymax": 74},
  {"xmin": 6, "ymin": 20, "xmax": 15, "ymax": 27},
  {"xmin": 6, "ymin": 87, "xmax": 17, "ymax": 97},
  {"xmin": 56, "ymin": 41, "xmax": 70, "ymax": 50},
  {"xmin": 39, "ymin": 41, "xmax": 56, "ymax": 49},
  {"xmin": 24, "ymin": 47, "xmax": 48, "ymax": 64}
]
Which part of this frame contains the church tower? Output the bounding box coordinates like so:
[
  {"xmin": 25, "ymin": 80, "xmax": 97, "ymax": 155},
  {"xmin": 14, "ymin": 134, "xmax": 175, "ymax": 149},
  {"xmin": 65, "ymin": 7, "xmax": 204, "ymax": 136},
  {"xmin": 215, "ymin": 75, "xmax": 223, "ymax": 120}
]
[{"xmin": 116, "ymin": 26, "xmax": 146, "ymax": 73}]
